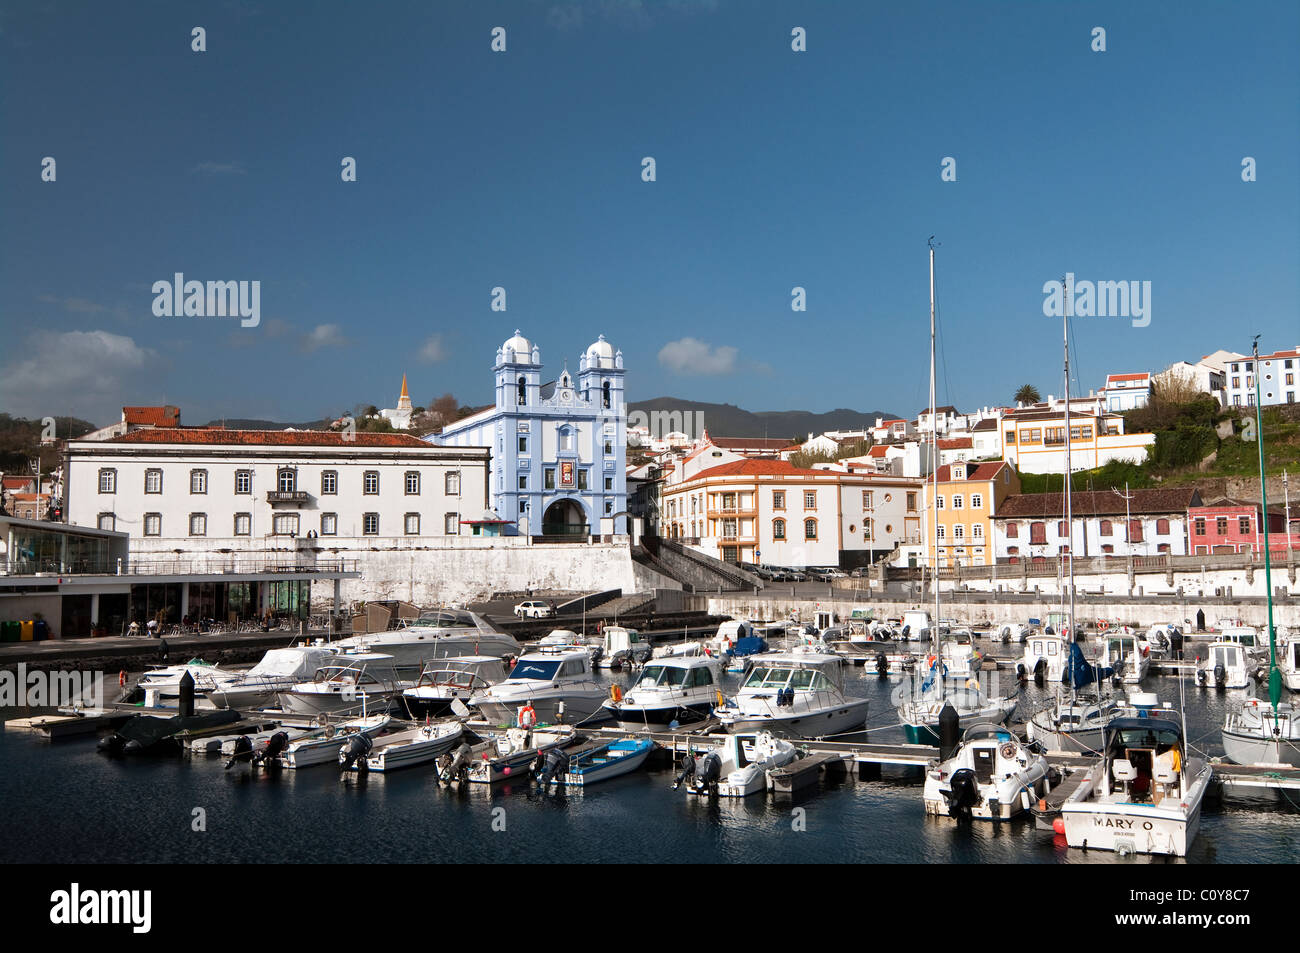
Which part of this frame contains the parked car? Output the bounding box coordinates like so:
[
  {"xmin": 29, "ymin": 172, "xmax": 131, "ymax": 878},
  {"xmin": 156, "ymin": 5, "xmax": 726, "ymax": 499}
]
[{"xmin": 513, "ymin": 600, "xmax": 554, "ymax": 619}]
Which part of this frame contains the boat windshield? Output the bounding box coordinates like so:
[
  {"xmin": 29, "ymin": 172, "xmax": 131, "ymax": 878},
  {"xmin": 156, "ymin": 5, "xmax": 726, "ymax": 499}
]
[
  {"xmin": 1114, "ymin": 726, "xmax": 1181, "ymax": 751},
  {"xmin": 742, "ymin": 667, "xmax": 793, "ymax": 689},
  {"xmin": 637, "ymin": 665, "xmax": 688, "ymax": 688},
  {"xmin": 508, "ymin": 659, "xmax": 561, "ymax": 681},
  {"xmin": 1212, "ymin": 645, "xmax": 1238, "ymax": 666}
]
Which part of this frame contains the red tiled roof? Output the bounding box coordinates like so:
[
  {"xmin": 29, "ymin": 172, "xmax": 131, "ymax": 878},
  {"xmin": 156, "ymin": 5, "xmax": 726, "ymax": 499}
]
[
  {"xmin": 686, "ymin": 459, "xmax": 817, "ymax": 481},
  {"xmin": 998, "ymin": 488, "xmax": 1201, "ymax": 518},
  {"xmin": 936, "ymin": 437, "xmax": 973, "ymax": 450},
  {"xmin": 2, "ymin": 477, "xmax": 35, "ymax": 491},
  {"xmin": 868, "ymin": 446, "xmax": 889, "ymax": 457},
  {"xmin": 1105, "ymin": 373, "xmax": 1150, "ymax": 384},
  {"xmin": 934, "ymin": 461, "xmax": 1011, "ymax": 483},
  {"xmin": 103, "ymin": 428, "xmax": 433, "ymax": 448},
  {"xmin": 123, "ymin": 405, "xmax": 181, "ymax": 427}
]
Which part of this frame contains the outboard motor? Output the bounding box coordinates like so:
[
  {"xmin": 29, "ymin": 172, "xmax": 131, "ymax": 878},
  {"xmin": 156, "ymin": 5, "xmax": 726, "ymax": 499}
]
[
  {"xmin": 944, "ymin": 767, "xmax": 980, "ymax": 820},
  {"xmin": 1196, "ymin": 666, "xmax": 1208, "ymax": 688},
  {"xmin": 1169, "ymin": 628, "xmax": 1183, "ymax": 660},
  {"xmin": 338, "ymin": 733, "xmax": 373, "ymax": 773},
  {"xmin": 900, "ymin": 625, "xmax": 911, "ymax": 640},
  {"xmin": 535, "ymin": 747, "xmax": 570, "ymax": 791},
  {"xmin": 440, "ymin": 741, "xmax": 473, "ymax": 786},
  {"xmin": 253, "ymin": 731, "xmax": 290, "ymax": 769},
  {"xmin": 1214, "ymin": 662, "xmax": 1227, "ymax": 689},
  {"xmin": 1033, "ymin": 657, "xmax": 1047, "ymax": 686},
  {"xmin": 97, "ymin": 733, "xmax": 125, "ymax": 756},
  {"xmin": 693, "ymin": 751, "xmax": 723, "ymax": 795},
  {"xmin": 672, "ymin": 752, "xmax": 698, "ymax": 790},
  {"xmin": 224, "ymin": 734, "xmax": 254, "ymax": 770},
  {"xmin": 875, "ymin": 652, "xmax": 889, "ymax": 677},
  {"xmin": 1016, "ymin": 663, "xmax": 1028, "ymax": 682},
  {"xmin": 1111, "ymin": 658, "xmax": 1125, "ymax": 688}
]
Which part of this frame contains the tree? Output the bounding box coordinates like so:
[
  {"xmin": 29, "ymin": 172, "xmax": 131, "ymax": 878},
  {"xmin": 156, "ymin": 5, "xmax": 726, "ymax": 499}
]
[
  {"xmin": 429, "ymin": 393, "xmax": 459, "ymax": 426},
  {"xmin": 1014, "ymin": 384, "xmax": 1041, "ymax": 405}
]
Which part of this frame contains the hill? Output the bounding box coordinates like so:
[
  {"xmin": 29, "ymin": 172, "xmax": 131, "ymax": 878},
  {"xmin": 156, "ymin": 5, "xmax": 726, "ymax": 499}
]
[{"xmin": 628, "ymin": 397, "xmax": 897, "ymax": 441}]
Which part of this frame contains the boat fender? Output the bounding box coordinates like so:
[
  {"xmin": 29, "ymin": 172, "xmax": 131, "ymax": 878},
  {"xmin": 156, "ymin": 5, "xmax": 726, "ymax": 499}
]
[
  {"xmin": 118, "ymin": 670, "xmax": 127, "ymax": 688},
  {"xmin": 610, "ymin": 684, "xmax": 623, "ymax": 703}
]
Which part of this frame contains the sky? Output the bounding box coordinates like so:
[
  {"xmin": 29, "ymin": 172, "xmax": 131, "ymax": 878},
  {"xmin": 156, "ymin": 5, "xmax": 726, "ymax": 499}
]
[{"xmin": 1, "ymin": 0, "xmax": 1297, "ymax": 428}]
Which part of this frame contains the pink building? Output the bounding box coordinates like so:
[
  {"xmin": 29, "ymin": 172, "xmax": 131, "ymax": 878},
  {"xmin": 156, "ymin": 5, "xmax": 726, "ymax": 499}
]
[{"xmin": 1187, "ymin": 498, "xmax": 1300, "ymax": 556}]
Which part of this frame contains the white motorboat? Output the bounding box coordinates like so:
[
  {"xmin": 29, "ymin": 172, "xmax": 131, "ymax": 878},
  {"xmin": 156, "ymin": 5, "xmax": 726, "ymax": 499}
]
[
  {"xmin": 593, "ymin": 625, "xmax": 652, "ymax": 670},
  {"xmin": 400, "ymin": 656, "xmax": 507, "ymax": 719},
  {"xmin": 276, "ymin": 653, "xmax": 412, "ymax": 717},
  {"xmin": 275, "ymin": 714, "xmax": 393, "ymax": 769},
  {"xmin": 135, "ymin": 659, "xmax": 241, "ymax": 706},
  {"xmin": 1098, "ymin": 629, "xmax": 1151, "ymax": 684},
  {"xmin": 1017, "ymin": 633, "xmax": 1070, "ymax": 683},
  {"xmin": 466, "ymin": 726, "xmax": 581, "ymax": 784},
  {"xmin": 716, "ymin": 653, "xmax": 869, "ymax": 739},
  {"xmin": 340, "ymin": 720, "xmax": 465, "ymax": 773},
  {"xmin": 824, "ymin": 620, "xmax": 892, "ymax": 658},
  {"xmin": 1060, "ymin": 707, "xmax": 1212, "ymax": 857},
  {"xmin": 992, "ymin": 621, "xmax": 1030, "ymax": 645},
  {"xmin": 1194, "ymin": 640, "xmax": 1251, "ymax": 689},
  {"xmin": 1222, "ymin": 696, "xmax": 1300, "ymax": 767},
  {"xmin": 1028, "ymin": 693, "xmax": 1123, "ymax": 755},
  {"xmin": 673, "ymin": 731, "xmax": 797, "ymax": 797},
  {"xmin": 605, "ymin": 655, "xmax": 725, "ymax": 730},
  {"xmin": 469, "ymin": 648, "xmax": 607, "ymax": 726},
  {"xmin": 1281, "ymin": 633, "xmax": 1300, "ymax": 692},
  {"xmin": 333, "ymin": 608, "xmax": 520, "ymax": 676},
  {"xmin": 208, "ymin": 645, "xmax": 339, "ymax": 710},
  {"xmin": 923, "ymin": 724, "xmax": 1051, "ymax": 821}
]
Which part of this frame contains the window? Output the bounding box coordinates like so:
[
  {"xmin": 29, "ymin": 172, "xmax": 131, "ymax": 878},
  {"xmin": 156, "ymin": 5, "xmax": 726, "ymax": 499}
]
[
  {"xmin": 862, "ymin": 491, "xmax": 873, "ymax": 508},
  {"xmin": 604, "ymin": 476, "xmax": 613, "ymax": 491},
  {"xmin": 190, "ymin": 469, "xmax": 207, "ymax": 494},
  {"xmin": 1128, "ymin": 519, "xmax": 1143, "ymax": 543},
  {"xmin": 804, "ymin": 518, "xmax": 817, "ymax": 540},
  {"xmin": 543, "ymin": 468, "xmax": 555, "ymax": 490},
  {"xmin": 1006, "ymin": 521, "xmax": 1018, "ymax": 538},
  {"xmin": 953, "ymin": 524, "xmax": 964, "ymax": 540},
  {"xmin": 907, "ymin": 492, "xmax": 917, "ymax": 510},
  {"xmin": 804, "ymin": 491, "xmax": 816, "ymax": 509},
  {"xmin": 1030, "ymin": 522, "xmax": 1047, "ymax": 544},
  {"xmin": 405, "ymin": 471, "xmax": 420, "ymax": 495},
  {"xmin": 972, "ymin": 523, "xmax": 983, "ymax": 539},
  {"xmin": 404, "ymin": 513, "xmax": 420, "ymax": 535},
  {"xmin": 604, "ymin": 439, "xmax": 613, "ymax": 455},
  {"xmin": 518, "ymin": 475, "xmax": 528, "ymax": 490},
  {"xmin": 602, "ymin": 381, "xmax": 611, "ymax": 409},
  {"xmin": 952, "ymin": 495, "xmax": 964, "ymax": 510},
  {"xmin": 363, "ymin": 471, "xmax": 379, "ymax": 494},
  {"xmin": 936, "ymin": 495, "xmax": 945, "ymax": 510},
  {"xmin": 863, "ymin": 521, "xmax": 872, "ymax": 540},
  {"xmin": 773, "ymin": 518, "xmax": 786, "ymax": 540},
  {"xmin": 1157, "ymin": 543, "xmax": 1171, "ymax": 554},
  {"xmin": 577, "ymin": 469, "xmax": 589, "ymax": 491},
  {"xmin": 518, "ymin": 436, "xmax": 528, "ymax": 453},
  {"xmin": 604, "ymin": 500, "xmax": 613, "ymax": 516},
  {"xmin": 773, "ymin": 491, "xmax": 785, "ymax": 510},
  {"xmin": 277, "ymin": 469, "xmax": 296, "ymax": 493},
  {"xmin": 235, "ymin": 470, "xmax": 252, "ymax": 494},
  {"xmin": 320, "ymin": 513, "xmax": 337, "ymax": 536},
  {"xmin": 445, "ymin": 471, "xmax": 461, "ymax": 495},
  {"xmin": 144, "ymin": 469, "xmax": 162, "ymax": 494},
  {"xmin": 1194, "ymin": 518, "xmax": 1206, "ymax": 536},
  {"xmin": 936, "ymin": 525, "xmax": 945, "ymax": 540},
  {"xmin": 1101, "ymin": 544, "xmax": 1114, "ymax": 554},
  {"xmin": 1239, "ymin": 516, "xmax": 1251, "ymax": 535},
  {"xmin": 234, "ymin": 513, "xmax": 251, "ymax": 536},
  {"xmin": 189, "ymin": 513, "xmax": 207, "ymax": 536},
  {"xmin": 1216, "ymin": 517, "xmax": 1228, "ymax": 535},
  {"xmin": 1156, "ymin": 518, "xmax": 1170, "ymax": 535},
  {"xmin": 98, "ymin": 469, "xmax": 116, "ymax": 494},
  {"xmin": 321, "ymin": 470, "xmax": 338, "ymax": 495},
  {"xmin": 559, "ymin": 428, "xmax": 574, "ymax": 452},
  {"xmin": 1057, "ymin": 520, "xmax": 1067, "ymax": 535},
  {"xmin": 144, "ymin": 513, "xmax": 161, "ymax": 536},
  {"xmin": 362, "ymin": 513, "xmax": 379, "ymax": 535},
  {"xmin": 517, "ymin": 376, "xmax": 527, "ymax": 405},
  {"xmin": 444, "ymin": 513, "xmax": 459, "ymax": 535},
  {"xmin": 97, "ymin": 513, "xmax": 115, "ymax": 531},
  {"xmin": 273, "ymin": 513, "xmax": 299, "ymax": 536},
  {"xmin": 970, "ymin": 494, "xmax": 982, "ymax": 509},
  {"xmin": 1099, "ymin": 519, "xmax": 1113, "ymax": 536}
]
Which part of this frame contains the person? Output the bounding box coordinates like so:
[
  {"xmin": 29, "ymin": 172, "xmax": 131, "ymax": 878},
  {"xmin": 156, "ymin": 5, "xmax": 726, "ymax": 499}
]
[
  {"xmin": 158, "ymin": 637, "xmax": 170, "ymax": 663},
  {"xmin": 146, "ymin": 618, "xmax": 158, "ymax": 637},
  {"xmin": 127, "ymin": 620, "xmax": 140, "ymax": 637}
]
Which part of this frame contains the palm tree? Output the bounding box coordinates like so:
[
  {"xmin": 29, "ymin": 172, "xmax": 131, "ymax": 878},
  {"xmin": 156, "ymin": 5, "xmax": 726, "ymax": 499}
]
[{"xmin": 1014, "ymin": 384, "xmax": 1041, "ymax": 405}]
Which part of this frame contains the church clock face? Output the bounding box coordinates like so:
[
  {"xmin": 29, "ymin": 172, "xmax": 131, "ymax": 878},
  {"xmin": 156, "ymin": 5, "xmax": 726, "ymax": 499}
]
[{"xmin": 559, "ymin": 387, "xmax": 573, "ymax": 403}]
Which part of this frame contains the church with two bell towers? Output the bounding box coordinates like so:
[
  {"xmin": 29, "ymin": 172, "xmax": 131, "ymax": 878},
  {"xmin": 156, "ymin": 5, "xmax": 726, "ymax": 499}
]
[{"xmin": 430, "ymin": 331, "xmax": 627, "ymax": 537}]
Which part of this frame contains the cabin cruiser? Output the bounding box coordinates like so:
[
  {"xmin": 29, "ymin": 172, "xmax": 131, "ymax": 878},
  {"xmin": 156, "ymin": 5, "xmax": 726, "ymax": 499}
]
[
  {"xmin": 135, "ymin": 659, "xmax": 241, "ymax": 707},
  {"xmin": 534, "ymin": 629, "xmax": 598, "ymax": 661},
  {"xmin": 716, "ymin": 653, "xmax": 869, "ymax": 738},
  {"xmin": 1017, "ymin": 633, "xmax": 1069, "ymax": 683},
  {"xmin": 923, "ymin": 724, "xmax": 1051, "ymax": 821},
  {"xmin": 899, "ymin": 610, "xmax": 932, "ymax": 641},
  {"xmin": 1195, "ymin": 640, "xmax": 1251, "ymax": 689},
  {"xmin": 339, "ymin": 720, "xmax": 465, "ymax": 773},
  {"xmin": 605, "ymin": 655, "xmax": 724, "ymax": 730},
  {"xmin": 712, "ymin": 620, "xmax": 769, "ymax": 673},
  {"xmin": 333, "ymin": 608, "xmax": 520, "ymax": 676},
  {"xmin": 673, "ymin": 731, "xmax": 797, "ymax": 797},
  {"xmin": 276, "ymin": 653, "xmax": 411, "ymax": 717},
  {"xmin": 1098, "ymin": 629, "xmax": 1150, "ymax": 684},
  {"xmin": 1060, "ymin": 702, "xmax": 1212, "ymax": 857},
  {"xmin": 1144, "ymin": 623, "xmax": 1184, "ymax": 659},
  {"xmin": 208, "ymin": 645, "xmax": 339, "ymax": 710},
  {"xmin": 400, "ymin": 656, "xmax": 507, "ymax": 719},
  {"xmin": 469, "ymin": 648, "xmax": 606, "ymax": 726},
  {"xmin": 592, "ymin": 625, "xmax": 652, "ymax": 670},
  {"xmin": 1221, "ymin": 694, "xmax": 1300, "ymax": 767}
]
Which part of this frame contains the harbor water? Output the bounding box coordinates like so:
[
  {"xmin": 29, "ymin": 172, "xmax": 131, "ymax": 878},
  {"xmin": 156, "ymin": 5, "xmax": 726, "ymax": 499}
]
[{"xmin": 3, "ymin": 661, "xmax": 1298, "ymax": 864}]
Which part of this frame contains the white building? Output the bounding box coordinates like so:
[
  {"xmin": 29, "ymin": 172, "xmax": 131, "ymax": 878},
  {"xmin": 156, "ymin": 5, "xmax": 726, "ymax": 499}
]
[
  {"xmin": 1155, "ymin": 360, "xmax": 1227, "ymax": 407},
  {"xmin": 991, "ymin": 488, "xmax": 1201, "ymax": 561},
  {"xmin": 1223, "ymin": 346, "xmax": 1300, "ymax": 408},
  {"xmin": 1000, "ymin": 409, "xmax": 1154, "ymax": 474},
  {"xmin": 659, "ymin": 458, "xmax": 922, "ymax": 568},
  {"xmin": 378, "ymin": 374, "xmax": 415, "ymax": 430},
  {"xmin": 1101, "ymin": 372, "xmax": 1151, "ymax": 412}
]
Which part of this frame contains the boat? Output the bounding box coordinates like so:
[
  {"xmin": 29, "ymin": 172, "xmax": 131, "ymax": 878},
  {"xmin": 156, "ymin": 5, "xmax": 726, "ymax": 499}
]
[
  {"xmin": 1026, "ymin": 642, "xmax": 1120, "ymax": 754},
  {"xmin": 1281, "ymin": 632, "xmax": 1300, "ymax": 691},
  {"xmin": 208, "ymin": 645, "xmax": 339, "ymax": 710},
  {"xmin": 98, "ymin": 708, "xmax": 242, "ymax": 756},
  {"xmin": 1059, "ymin": 703, "xmax": 1212, "ymax": 857},
  {"xmin": 992, "ymin": 621, "xmax": 1030, "ymax": 645},
  {"xmin": 469, "ymin": 648, "xmax": 607, "ymax": 726},
  {"xmin": 466, "ymin": 726, "xmax": 583, "ymax": 784},
  {"xmin": 275, "ymin": 653, "xmax": 412, "ymax": 717},
  {"xmin": 604, "ymin": 655, "xmax": 725, "ymax": 730},
  {"xmin": 332, "ymin": 608, "xmax": 521, "ymax": 676},
  {"xmin": 133, "ymin": 659, "xmax": 241, "ymax": 707},
  {"xmin": 716, "ymin": 653, "xmax": 869, "ymax": 738},
  {"xmin": 673, "ymin": 731, "xmax": 798, "ymax": 797},
  {"xmin": 923, "ymin": 723, "xmax": 1052, "ymax": 821},
  {"xmin": 274, "ymin": 714, "xmax": 393, "ymax": 768},
  {"xmin": 1017, "ymin": 632, "xmax": 1069, "ymax": 683},
  {"xmin": 592, "ymin": 625, "xmax": 652, "ymax": 670},
  {"xmin": 824, "ymin": 620, "xmax": 892, "ymax": 658},
  {"xmin": 400, "ymin": 656, "xmax": 507, "ymax": 719},
  {"xmin": 549, "ymin": 738, "xmax": 656, "ymax": 789},
  {"xmin": 1194, "ymin": 640, "xmax": 1251, "ymax": 689},
  {"xmin": 340, "ymin": 720, "xmax": 465, "ymax": 773},
  {"xmin": 1222, "ymin": 696, "xmax": 1300, "ymax": 766},
  {"xmin": 1098, "ymin": 629, "xmax": 1151, "ymax": 684}
]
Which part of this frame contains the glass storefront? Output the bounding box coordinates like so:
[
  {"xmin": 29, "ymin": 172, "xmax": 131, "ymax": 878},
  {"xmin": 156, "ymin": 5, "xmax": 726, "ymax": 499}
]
[{"xmin": 5, "ymin": 526, "xmax": 112, "ymax": 575}]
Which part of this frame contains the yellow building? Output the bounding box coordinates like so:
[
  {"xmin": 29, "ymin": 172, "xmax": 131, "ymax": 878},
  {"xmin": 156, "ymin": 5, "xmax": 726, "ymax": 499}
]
[{"xmin": 923, "ymin": 461, "xmax": 1020, "ymax": 568}]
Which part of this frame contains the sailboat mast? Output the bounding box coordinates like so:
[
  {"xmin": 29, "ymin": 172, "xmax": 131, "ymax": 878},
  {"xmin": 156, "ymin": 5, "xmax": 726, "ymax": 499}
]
[
  {"xmin": 1063, "ymin": 298, "xmax": 1075, "ymax": 643},
  {"xmin": 929, "ymin": 240, "xmax": 940, "ymax": 656},
  {"xmin": 1251, "ymin": 337, "xmax": 1279, "ymax": 727}
]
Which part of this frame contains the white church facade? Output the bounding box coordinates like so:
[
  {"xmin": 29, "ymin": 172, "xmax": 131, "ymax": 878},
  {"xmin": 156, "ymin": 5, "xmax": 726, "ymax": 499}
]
[{"xmin": 431, "ymin": 331, "xmax": 628, "ymax": 537}]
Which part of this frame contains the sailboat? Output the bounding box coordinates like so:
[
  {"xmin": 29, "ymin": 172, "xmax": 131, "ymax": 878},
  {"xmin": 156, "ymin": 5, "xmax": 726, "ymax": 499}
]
[
  {"xmin": 1221, "ymin": 337, "xmax": 1300, "ymax": 766},
  {"xmin": 896, "ymin": 239, "xmax": 1017, "ymax": 744}
]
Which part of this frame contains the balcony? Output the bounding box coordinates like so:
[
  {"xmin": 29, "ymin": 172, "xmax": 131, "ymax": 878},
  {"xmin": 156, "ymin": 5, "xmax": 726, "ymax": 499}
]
[{"xmin": 267, "ymin": 491, "xmax": 311, "ymax": 505}]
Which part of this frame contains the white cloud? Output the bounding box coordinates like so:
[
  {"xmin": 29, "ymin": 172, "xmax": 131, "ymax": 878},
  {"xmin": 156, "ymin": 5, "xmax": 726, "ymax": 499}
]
[
  {"xmin": 658, "ymin": 337, "xmax": 739, "ymax": 376},
  {"xmin": 301, "ymin": 323, "xmax": 348, "ymax": 352},
  {"xmin": 0, "ymin": 330, "xmax": 157, "ymax": 422},
  {"xmin": 418, "ymin": 334, "xmax": 447, "ymax": 364},
  {"xmin": 38, "ymin": 294, "xmax": 107, "ymax": 314},
  {"xmin": 190, "ymin": 161, "xmax": 247, "ymax": 175}
]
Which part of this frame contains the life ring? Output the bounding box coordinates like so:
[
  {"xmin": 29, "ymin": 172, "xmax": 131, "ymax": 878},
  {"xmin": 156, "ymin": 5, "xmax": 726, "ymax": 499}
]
[
  {"xmin": 1098, "ymin": 620, "xmax": 1109, "ymax": 631},
  {"xmin": 517, "ymin": 704, "xmax": 537, "ymax": 728},
  {"xmin": 118, "ymin": 670, "xmax": 127, "ymax": 687},
  {"xmin": 1000, "ymin": 742, "xmax": 1017, "ymax": 760}
]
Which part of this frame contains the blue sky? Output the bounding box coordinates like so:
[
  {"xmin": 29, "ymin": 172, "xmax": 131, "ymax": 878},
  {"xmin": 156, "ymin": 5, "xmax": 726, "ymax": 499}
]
[{"xmin": 2, "ymin": 0, "xmax": 1297, "ymax": 427}]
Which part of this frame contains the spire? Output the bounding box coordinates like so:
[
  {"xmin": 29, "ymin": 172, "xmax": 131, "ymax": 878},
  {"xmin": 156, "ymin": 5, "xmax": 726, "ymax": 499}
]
[
  {"xmin": 397, "ymin": 373, "xmax": 412, "ymax": 411},
  {"xmin": 400, "ymin": 373, "xmax": 409, "ymax": 399}
]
